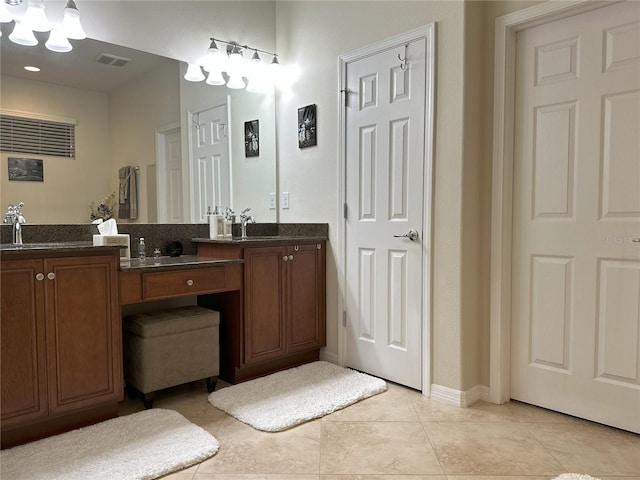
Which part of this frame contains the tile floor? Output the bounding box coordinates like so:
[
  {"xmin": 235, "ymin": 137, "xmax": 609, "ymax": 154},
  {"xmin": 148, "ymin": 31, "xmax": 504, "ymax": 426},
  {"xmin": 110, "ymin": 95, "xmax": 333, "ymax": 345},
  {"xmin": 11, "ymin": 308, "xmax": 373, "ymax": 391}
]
[{"xmin": 118, "ymin": 379, "xmax": 640, "ymax": 480}]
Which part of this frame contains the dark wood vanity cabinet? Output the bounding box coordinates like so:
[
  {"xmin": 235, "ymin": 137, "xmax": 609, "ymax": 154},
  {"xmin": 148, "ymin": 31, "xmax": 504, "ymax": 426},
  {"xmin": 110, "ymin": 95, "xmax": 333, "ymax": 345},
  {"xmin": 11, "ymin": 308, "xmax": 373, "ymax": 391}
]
[
  {"xmin": 1, "ymin": 251, "xmax": 122, "ymax": 448},
  {"xmin": 244, "ymin": 244, "xmax": 325, "ymax": 364},
  {"xmin": 197, "ymin": 240, "xmax": 326, "ymax": 383}
]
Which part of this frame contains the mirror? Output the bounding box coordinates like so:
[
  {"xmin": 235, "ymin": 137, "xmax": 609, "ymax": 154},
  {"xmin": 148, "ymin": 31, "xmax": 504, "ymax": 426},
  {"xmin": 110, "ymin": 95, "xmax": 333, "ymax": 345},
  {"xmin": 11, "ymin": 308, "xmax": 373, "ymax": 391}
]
[{"xmin": 0, "ymin": 29, "xmax": 277, "ymax": 224}]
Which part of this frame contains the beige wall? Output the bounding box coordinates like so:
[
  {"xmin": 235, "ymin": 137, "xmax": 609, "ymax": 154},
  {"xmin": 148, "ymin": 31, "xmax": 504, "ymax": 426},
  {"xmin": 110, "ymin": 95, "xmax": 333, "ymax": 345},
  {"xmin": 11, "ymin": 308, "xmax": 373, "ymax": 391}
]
[
  {"xmin": 1, "ymin": 76, "xmax": 110, "ymax": 224},
  {"xmin": 109, "ymin": 60, "xmax": 181, "ymax": 223}
]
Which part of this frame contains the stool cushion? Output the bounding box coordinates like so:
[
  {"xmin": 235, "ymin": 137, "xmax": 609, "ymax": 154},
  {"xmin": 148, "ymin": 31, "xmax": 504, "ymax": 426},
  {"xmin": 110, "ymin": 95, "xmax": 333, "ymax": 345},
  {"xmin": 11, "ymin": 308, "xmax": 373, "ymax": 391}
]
[{"xmin": 124, "ymin": 306, "xmax": 220, "ymax": 338}]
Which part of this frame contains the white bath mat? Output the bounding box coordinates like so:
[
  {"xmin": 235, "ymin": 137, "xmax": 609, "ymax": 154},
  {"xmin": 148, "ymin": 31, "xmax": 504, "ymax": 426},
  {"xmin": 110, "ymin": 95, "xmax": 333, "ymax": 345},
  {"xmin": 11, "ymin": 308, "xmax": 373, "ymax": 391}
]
[
  {"xmin": 553, "ymin": 475, "xmax": 601, "ymax": 480},
  {"xmin": 0, "ymin": 409, "xmax": 219, "ymax": 480},
  {"xmin": 208, "ymin": 361, "xmax": 387, "ymax": 431}
]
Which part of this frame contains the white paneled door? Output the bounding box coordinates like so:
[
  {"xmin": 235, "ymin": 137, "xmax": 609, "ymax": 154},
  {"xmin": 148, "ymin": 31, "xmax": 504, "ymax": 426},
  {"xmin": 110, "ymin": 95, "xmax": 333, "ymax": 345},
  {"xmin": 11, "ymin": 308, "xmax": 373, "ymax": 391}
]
[
  {"xmin": 344, "ymin": 35, "xmax": 428, "ymax": 390},
  {"xmin": 157, "ymin": 126, "xmax": 183, "ymax": 223},
  {"xmin": 511, "ymin": 1, "xmax": 640, "ymax": 433},
  {"xmin": 190, "ymin": 102, "xmax": 230, "ymax": 223}
]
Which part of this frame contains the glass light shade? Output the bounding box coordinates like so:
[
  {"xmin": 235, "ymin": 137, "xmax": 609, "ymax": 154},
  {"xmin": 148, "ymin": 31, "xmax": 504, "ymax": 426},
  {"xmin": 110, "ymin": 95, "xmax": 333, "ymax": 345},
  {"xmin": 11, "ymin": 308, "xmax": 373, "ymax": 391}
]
[
  {"xmin": 62, "ymin": 1, "xmax": 86, "ymax": 40},
  {"xmin": 46, "ymin": 29, "xmax": 73, "ymax": 52},
  {"xmin": 0, "ymin": 1, "xmax": 13, "ymax": 23},
  {"xmin": 184, "ymin": 63, "xmax": 205, "ymax": 82},
  {"xmin": 9, "ymin": 20, "xmax": 38, "ymax": 46},
  {"xmin": 226, "ymin": 73, "xmax": 246, "ymax": 90},
  {"xmin": 206, "ymin": 69, "xmax": 225, "ymax": 86},
  {"xmin": 228, "ymin": 46, "xmax": 243, "ymax": 65},
  {"xmin": 24, "ymin": 0, "xmax": 50, "ymax": 32},
  {"xmin": 201, "ymin": 40, "xmax": 225, "ymax": 72}
]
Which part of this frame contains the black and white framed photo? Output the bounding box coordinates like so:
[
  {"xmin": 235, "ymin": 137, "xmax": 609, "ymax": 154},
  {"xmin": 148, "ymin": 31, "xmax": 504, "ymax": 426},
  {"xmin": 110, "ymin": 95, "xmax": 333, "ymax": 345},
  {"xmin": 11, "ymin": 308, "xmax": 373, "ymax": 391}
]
[
  {"xmin": 298, "ymin": 104, "xmax": 317, "ymax": 148},
  {"xmin": 244, "ymin": 119, "xmax": 259, "ymax": 157},
  {"xmin": 8, "ymin": 157, "xmax": 44, "ymax": 182}
]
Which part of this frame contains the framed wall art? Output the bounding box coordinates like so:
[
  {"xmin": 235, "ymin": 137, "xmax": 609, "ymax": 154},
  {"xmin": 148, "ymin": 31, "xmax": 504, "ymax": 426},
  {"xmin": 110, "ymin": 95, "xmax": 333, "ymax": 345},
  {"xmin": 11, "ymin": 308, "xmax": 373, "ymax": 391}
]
[
  {"xmin": 8, "ymin": 157, "xmax": 44, "ymax": 182},
  {"xmin": 244, "ymin": 119, "xmax": 259, "ymax": 157},
  {"xmin": 298, "ymin": 104, "xmax": 317, "ymax": 148}
]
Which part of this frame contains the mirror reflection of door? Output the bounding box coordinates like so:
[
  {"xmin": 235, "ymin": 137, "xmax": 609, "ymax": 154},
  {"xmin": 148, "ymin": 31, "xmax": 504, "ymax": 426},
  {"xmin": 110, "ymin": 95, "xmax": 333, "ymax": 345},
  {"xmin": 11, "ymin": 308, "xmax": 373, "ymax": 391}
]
[
  {"xmin": 156, "ymin": 123, "xmax": 183, "ymax": 223},
  {"xmin": 189, "ymin": 100, "xmax": 231, "ymax": 223}
]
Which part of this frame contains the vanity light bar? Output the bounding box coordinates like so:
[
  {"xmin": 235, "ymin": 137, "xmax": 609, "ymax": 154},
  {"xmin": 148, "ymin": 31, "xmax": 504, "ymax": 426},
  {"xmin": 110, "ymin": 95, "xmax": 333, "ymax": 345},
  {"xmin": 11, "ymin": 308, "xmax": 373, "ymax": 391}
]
[
  {"xmin": 1, "ymin": 0, "xmax": 86, "ymax": 52},
  {"xmin": 184, "ymin": 37, "xmax": 281, "ymax": 92}
]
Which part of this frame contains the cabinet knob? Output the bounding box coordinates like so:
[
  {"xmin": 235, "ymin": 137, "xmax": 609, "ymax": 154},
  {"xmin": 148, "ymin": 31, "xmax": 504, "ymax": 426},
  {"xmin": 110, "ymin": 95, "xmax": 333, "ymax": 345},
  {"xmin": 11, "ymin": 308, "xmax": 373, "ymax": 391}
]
[
  {"xmin": 36, "ymin": 273, "xmax": 45, "ymax": 281},
  {"xmin": 47, "ymin": 272, "xmax": 56, "ymax": 280},
  {"xmin": 186, "ymin": 279, "xmax": 194, "ymax": 286},
  {"xmin": 283, "ymin": 256, "xmax": 288, "ymax": 262},
  {"xmin": 288, "ymin": 254, "xmax": 294, "ymax": 261}
]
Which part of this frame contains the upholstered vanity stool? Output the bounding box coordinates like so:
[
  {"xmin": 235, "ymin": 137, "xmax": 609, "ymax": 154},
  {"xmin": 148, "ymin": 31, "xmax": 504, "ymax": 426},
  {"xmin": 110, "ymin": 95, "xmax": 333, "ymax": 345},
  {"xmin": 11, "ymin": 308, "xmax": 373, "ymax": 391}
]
[{"xmin": 123, "ymin": 305, "xmax": 220, "ymax": 409}]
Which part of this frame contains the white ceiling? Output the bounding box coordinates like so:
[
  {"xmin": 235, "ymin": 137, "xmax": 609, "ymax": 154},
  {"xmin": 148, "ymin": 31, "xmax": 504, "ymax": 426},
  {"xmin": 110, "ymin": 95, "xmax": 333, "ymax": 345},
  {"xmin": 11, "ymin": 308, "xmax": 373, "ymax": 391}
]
[{"xmin": 0, "ymin": 25, "xmax": 173, "ymax": 93}]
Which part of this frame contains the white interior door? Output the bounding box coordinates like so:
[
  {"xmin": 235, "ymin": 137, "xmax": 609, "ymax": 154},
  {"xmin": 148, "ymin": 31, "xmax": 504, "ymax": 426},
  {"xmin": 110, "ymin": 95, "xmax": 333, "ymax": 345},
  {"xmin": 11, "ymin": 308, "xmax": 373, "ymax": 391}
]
[
  {"xmin": 511, "ymin": 1, "xmax": 640, "ymax": 433},
  {"xmin": 156, "ymin": 126, "xmax": 183, "ymax": 223},
  {"xmin": 344, "ymin": 36, "xmax": 427, "ymax": 390},
  {"xmin": 190, "ymin": 102, "xmax": 230, "ymax": 223}
]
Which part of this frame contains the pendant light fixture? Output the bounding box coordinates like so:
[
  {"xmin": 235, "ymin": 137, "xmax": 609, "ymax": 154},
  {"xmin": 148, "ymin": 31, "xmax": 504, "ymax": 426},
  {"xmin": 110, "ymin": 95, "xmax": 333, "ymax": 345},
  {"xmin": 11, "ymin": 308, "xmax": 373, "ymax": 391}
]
[
  {"xmin": 184, "ymin": 37, "xmax": 281, "ymax": 92},
  {"xmin": 2, "ymin": 0, "xmax": 87, "ymax": 52}
]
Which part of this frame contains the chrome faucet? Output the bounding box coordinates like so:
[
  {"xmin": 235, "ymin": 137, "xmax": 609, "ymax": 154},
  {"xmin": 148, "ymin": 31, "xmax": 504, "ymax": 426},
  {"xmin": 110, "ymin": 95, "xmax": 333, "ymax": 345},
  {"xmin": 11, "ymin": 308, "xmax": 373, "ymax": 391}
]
[
  {"xmin": 3, "ymin": 202, "xmax": 27, "ymax": 245},
  {"xmin": 239, "ymin": 208, "xmax": 255, "ymax": 238}
]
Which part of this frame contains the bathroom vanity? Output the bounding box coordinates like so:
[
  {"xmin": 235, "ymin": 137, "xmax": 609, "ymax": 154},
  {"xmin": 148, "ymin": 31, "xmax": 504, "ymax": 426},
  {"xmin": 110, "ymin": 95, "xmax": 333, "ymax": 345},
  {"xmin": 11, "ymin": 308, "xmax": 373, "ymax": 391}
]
[
  {"xmin": 0, "ymin": 227, "xmax": 327, "ymax": 447},
  {"xmin": 0, "ymin": 244, "xmax": 122, "ymax": 449}
]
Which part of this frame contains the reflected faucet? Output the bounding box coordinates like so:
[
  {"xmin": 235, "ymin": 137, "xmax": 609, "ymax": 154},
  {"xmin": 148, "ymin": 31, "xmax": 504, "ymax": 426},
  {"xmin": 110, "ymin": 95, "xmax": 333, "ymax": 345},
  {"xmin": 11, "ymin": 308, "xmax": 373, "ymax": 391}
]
[
  {"xmin": 239, "ymin": 208, "xmax": 255, "ymax": 238},
  {"xmin": 3, "ymin": 202, "xmax": 26, "ymax": 245}
]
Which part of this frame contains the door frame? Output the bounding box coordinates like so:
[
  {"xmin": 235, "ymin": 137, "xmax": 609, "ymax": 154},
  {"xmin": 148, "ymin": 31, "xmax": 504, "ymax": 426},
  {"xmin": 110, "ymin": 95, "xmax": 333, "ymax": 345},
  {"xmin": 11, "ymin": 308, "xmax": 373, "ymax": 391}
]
[
  {"xmin": 337, "ymin": 24, "xmax": 436, "ymax": 396},
  {"xmin": 489, "ymin": 0, "xmax": 621, "ymax": 404},
  {"xmin": 155, "ymin": 122, "xmax": 182, "ymax": 223}
]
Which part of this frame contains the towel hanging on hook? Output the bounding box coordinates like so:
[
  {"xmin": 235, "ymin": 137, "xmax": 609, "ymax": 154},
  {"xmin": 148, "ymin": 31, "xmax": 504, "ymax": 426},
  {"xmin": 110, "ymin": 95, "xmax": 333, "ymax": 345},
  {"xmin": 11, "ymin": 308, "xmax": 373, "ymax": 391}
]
[{"xmin": 397, "ymin": 43, "xmax": 409, "ymax": 71}]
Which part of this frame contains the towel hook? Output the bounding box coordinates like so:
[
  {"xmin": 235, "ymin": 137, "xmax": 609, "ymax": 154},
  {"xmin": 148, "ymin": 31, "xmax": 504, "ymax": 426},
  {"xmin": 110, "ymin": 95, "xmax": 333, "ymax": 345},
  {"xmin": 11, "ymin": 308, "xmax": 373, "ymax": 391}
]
[{"xmin": 397, "ymin": 44, "xmax": 409, "ymax": 71}]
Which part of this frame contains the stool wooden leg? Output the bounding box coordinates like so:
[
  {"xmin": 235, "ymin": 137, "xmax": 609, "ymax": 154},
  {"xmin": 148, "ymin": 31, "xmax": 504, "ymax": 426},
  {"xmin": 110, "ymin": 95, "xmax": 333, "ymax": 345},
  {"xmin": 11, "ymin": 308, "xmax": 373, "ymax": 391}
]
[
  {"xmin": 143, "ymin": 392, "xmax": 155, "ymax": 409},
  {"xmin": 206, "ymin": 376, "xmax": 218, "ymax": 393}
]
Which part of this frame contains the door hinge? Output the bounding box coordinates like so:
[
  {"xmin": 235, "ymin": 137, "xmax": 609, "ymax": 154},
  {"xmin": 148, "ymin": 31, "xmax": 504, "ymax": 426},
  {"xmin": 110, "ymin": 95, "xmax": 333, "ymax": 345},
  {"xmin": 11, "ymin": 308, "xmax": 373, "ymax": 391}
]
[
  {"xmin": 343, "ymin": 203, "xmax": 348, "ymax": 219},
  {"xmin": 342, "ymin": 311, "xmax": 347, "ymax": 327}
]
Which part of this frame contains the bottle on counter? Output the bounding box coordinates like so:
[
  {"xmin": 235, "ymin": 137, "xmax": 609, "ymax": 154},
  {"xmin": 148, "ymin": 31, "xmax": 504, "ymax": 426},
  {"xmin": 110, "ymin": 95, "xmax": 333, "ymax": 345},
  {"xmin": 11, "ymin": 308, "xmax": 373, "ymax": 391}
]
[{"xmin": 138, "ymin": 237, "xmax": 146, "ymax": 260}]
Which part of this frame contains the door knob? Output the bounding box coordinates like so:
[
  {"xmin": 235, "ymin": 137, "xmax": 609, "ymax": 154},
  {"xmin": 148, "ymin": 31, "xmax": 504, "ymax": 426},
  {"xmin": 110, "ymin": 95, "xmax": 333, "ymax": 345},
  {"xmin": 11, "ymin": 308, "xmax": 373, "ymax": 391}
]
[{"xmin": 394, "ymin": 229, "xmax": 419, "ymax": 241}]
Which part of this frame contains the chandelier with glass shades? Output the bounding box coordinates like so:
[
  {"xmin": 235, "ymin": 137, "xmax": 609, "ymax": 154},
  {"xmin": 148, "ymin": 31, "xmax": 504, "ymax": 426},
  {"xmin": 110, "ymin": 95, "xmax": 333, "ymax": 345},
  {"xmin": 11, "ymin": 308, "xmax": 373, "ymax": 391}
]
[
  {"xmin": 184, "ymin": 38, "xmax": 281, "ymax": 93},
  {"xmin": 0, "ymin": 0, "xmax": 86, "ymax": 52}
]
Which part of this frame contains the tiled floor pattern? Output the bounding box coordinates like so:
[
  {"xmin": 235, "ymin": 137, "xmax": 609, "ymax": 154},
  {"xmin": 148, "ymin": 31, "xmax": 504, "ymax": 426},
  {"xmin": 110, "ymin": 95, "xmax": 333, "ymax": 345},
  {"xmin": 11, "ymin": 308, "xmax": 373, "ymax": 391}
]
[{"xmin": 118, "ymin": 380, "xmax": 640, "ymax": 480}]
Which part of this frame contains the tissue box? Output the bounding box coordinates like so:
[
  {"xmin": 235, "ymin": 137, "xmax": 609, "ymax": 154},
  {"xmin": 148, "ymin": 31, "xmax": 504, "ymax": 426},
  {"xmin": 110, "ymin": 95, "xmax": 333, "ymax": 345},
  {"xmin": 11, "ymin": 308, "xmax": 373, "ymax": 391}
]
[{"xmin": 93, "ymin": 234, "xmax": 130, "ymax": 260}]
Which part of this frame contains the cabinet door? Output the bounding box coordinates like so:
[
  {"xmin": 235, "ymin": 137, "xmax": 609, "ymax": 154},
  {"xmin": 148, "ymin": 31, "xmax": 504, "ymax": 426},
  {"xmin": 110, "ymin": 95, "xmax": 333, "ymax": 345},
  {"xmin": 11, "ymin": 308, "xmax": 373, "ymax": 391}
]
[
  {"xmin": 44, "ymin": 255, "xmax": 122, "ymax": 414},
  {"xmin": 243, "ymin": 246, "xmax": 286, "ymax": 364},
  {"xmin": 286, "ymin": 244, "xmax": 326, "ymax": 352},
  {"xmin": 0, "ymin": 259, "xmax": 48, "ymax": 426}
]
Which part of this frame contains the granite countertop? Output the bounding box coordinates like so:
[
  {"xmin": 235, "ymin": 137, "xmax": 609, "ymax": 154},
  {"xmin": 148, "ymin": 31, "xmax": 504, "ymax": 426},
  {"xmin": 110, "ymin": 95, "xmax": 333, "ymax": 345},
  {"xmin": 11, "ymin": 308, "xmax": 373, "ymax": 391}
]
[
  {"xmin": 0, "ymin": 241, "xmax": 121, "ymax": 253},
  {"xmin": 120, "ymin": 255, "xmax": 244, "ymax": 271},
  {"xmin": 192, "ymin": 235, "xmax": 328, "ymax": 245}
]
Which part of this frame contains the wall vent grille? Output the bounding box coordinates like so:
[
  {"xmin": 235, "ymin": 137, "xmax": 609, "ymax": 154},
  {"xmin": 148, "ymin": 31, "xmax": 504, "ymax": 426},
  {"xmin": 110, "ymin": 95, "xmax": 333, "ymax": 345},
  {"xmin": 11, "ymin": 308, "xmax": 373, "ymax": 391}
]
[{"xmin": 96, "ymin": 53, "xmax": 131, "ymax": 67}]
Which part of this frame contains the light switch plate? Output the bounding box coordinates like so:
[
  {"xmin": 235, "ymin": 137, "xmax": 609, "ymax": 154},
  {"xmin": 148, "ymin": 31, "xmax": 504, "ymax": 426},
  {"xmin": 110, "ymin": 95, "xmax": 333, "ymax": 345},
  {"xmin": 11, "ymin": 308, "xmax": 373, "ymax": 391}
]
[
  {"xmin": 269, "ymin": 193, "xmax": 276, "ymax": 210},
  {"xmin": 282, "ymin": 192, "xmax": 290, "ymax": 209}
]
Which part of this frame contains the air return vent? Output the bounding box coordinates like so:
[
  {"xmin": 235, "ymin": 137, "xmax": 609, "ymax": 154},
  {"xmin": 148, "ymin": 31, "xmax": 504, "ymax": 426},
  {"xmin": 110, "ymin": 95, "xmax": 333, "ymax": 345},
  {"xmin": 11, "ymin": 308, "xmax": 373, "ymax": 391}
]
[{"xmin": 96, "ymin": 53, "xmax": 131, "ymax": 67}]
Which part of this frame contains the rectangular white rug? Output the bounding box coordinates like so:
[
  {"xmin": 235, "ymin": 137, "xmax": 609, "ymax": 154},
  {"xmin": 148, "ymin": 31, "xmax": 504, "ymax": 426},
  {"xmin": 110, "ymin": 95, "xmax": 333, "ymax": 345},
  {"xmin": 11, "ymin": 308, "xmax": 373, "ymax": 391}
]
[
  {"xmin": 0, "ymin": 409, "xmax": 219, "ymax": 480},
  {"xmin": 208, "ymin": 361, "xmax": 387, "ymax": 431}
]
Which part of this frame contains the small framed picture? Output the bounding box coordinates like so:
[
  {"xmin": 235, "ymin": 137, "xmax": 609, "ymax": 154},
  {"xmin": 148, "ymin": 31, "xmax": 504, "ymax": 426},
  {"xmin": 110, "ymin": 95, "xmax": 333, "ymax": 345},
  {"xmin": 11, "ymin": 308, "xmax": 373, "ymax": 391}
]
[
  {"xmin": 244, "ymin": 119, "xmax": 259, "ymax": 157},
  {"xmin": 8, "ymin": 157, "xmax": 44, "ymax": 182},
  {"xmin": 298, "ymin": 104, "xmax": 317, "ymax": 148}
]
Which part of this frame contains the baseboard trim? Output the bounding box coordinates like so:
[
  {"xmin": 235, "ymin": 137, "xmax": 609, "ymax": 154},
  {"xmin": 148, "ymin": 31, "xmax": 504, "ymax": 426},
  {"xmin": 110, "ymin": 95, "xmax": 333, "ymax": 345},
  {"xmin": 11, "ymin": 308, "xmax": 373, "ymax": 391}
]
[
  {"xmin": 430, "ymin": 384, "xmax": 490, "ymax": 407},
  {"xmin": 320, "ymin": 349, "xmax": 338, "ymax": 364}
]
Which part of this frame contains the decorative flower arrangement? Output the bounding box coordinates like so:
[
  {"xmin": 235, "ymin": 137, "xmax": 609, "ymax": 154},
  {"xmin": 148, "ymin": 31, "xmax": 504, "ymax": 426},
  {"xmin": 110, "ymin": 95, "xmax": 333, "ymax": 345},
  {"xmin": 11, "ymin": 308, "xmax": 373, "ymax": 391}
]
[{"xmin": 90, "ymin": 192, "xmax": 116, "ymax": 221}]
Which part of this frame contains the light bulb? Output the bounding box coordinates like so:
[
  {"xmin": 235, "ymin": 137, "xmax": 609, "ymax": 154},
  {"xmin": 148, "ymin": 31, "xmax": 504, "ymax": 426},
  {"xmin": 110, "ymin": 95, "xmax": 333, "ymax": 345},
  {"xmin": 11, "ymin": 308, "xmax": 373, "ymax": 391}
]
[
  {"xmin": 9, "ymin": 20, "xmax": 38, "ymax": 46},
  {"xmin": 24, "ymin": 0, "xmax": 50, "ymax": 32},
  {"xmin": 184, "ymin": 63, "xmax": 205, "ymax": 82},
  {"xmin": 46, "ymin": 29, "xmax": 73, "ymax": 52},
  {"xmin": 62, "ymin": 0, "xmax": 86, "ymax": 40}
]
